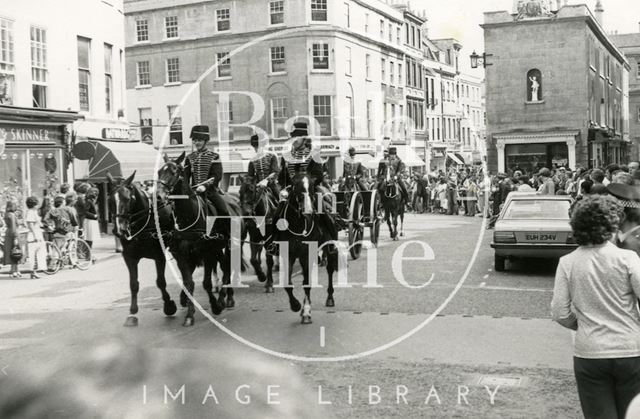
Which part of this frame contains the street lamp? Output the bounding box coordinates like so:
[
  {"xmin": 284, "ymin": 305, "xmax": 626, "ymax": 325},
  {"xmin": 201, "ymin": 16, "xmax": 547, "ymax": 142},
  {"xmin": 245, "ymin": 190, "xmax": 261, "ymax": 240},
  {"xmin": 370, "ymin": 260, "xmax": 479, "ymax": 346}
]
[{"xmin": 470, "ymin": 51, "xmax": 493, "ymax": 69}]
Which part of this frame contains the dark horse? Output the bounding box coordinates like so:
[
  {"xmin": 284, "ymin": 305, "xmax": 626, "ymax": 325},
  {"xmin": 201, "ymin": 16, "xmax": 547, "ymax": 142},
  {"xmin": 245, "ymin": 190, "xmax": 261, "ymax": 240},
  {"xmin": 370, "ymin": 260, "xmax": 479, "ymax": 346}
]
[
  {"xmin": 239, "ymin": 178, "xmax": 277, "ymax": 293},
  {"xmin": 276, "ymin": 174, "xmax": 338, "ymax": 324},
  {"xmin": 156, "ymin": 153, "xmax": 241, "ymax": 327},
  {"xmin": 380, "ymin": 174, "xmax": 405, "ymax": 240},
  {"xmin": 107, "ymin": 171, "xmax": 177, "ymax": 327}
]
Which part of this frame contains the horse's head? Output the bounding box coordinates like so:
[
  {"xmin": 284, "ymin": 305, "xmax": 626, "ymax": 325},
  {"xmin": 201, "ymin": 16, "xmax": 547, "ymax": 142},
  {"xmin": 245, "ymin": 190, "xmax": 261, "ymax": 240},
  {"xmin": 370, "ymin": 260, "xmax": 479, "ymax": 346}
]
[
  {"xmin": 289, "ymin": 173, "xmax": 314, "ymax": 215},
  {"xmin": 384, "ymin": 175, "xmax": 399, "ymax": 198},
  {"xmin": 107, "ymin": 171, "xmax": 143, "ymax": 237},
  {"xmin": 156, "ymin": 152, "xmax": 186, "ymax": 200}
]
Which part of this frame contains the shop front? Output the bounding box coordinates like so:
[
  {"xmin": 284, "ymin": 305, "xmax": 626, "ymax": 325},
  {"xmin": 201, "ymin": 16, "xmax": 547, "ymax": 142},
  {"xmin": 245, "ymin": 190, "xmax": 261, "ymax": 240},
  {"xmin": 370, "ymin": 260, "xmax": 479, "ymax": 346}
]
[
  {"xmin": 494, "ymin": 131, "xmax": 578, "ymax": 175},
  {"xmin": 587, "ymin": 128, "xmax": 629, "ymax": 168},
  {"xmin": 0, "ymin": 107, "xmax": 79, "ymax": 211}
]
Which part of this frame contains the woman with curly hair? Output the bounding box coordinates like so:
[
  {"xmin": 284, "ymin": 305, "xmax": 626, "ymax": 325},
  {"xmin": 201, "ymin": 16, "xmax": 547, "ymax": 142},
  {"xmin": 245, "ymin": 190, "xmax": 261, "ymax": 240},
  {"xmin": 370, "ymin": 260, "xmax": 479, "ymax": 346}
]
[{"xmin": 552, "ymin": 195, "xmax": 640, "ymax": 419}]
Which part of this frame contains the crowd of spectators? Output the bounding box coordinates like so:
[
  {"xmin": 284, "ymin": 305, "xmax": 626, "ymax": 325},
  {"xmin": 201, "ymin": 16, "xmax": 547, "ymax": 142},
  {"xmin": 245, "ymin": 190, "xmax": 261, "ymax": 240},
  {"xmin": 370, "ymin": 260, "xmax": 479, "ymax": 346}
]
[{"xmin": 1, "ymin": 182, "xmax": 101, "ymax": 277}]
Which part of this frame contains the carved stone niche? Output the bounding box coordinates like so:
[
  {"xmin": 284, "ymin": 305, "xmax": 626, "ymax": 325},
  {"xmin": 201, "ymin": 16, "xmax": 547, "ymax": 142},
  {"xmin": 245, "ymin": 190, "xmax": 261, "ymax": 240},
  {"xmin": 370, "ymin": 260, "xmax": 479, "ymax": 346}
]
[{"xmin": 516, "ymin": 0, "xmax": 553, "ymax": 20}]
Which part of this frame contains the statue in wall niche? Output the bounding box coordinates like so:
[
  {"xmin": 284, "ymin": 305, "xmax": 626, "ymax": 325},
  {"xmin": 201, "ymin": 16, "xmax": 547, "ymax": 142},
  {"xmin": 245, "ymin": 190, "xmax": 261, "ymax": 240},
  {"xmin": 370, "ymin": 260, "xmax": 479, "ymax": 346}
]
[
  {"xmin": 527, "ymin": 69, "xmax": 543, "ymax": 102},
  {"xmin": 529, "ymin": 76, "xmax": 540, "ymax": 101}
]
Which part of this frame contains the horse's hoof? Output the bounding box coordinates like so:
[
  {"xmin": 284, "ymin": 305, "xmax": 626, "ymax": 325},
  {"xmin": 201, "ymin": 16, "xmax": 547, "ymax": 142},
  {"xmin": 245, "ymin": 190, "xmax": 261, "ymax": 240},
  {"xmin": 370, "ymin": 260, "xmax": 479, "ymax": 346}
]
[
  {"xmin": 265, "ymin": 285, "xmax": 274, "ymax": 294},
  {"xmin": 211, "ymin": 305, "xmax": 223, "ymax": 316},
  {"xmin": 183, "ymin": 317, "xmax": 194, "ymax": 327},
  {"xmin": 400, "ymin": 232, "xmax": 404, "ymax": 237},
  {"xmin": 326, "ymin": 297, "xmax": 335, "ymax": 307},
  {"xmin": 257, "ymin": 272, "xmax": 267, "ymax": 283},
  {"xmin": 123, "ymin": 316, "xmax": 138, "ymax": 327},
  {"xmin": 217, "ymin": 295, "xmax": 225, "ymax": 307},
  {"xmin": 301, "ymin": 315, "xmax": 312, "ymax": 324},
  {"xmin": 226, "ymin": 298, "xmax": 235, "ymax": 308},
  {"xmin": 290, "ymin": 299, "xmax": 301, "ymax": 312},
  {"xmin": 164, "ymin": 300, "xmax": 177, "ymax": 316}
]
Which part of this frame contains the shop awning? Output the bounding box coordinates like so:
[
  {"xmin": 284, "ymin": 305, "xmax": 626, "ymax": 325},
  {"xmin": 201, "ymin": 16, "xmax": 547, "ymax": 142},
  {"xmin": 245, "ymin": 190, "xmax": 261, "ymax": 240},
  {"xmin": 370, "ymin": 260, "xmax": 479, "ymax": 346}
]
[
  {"xmin": 396, "ymin": 145, "xmax": 426, "ymax": 167},
  {"xmin": 446, "ymin": 152, "xmax": 464, "ymax": 165},
  {"xmin": 77, "ymin": 140, "xmax": 162, "ymax": 182},
  {"xmin": 358, "ymin": 153, "xmax": 381, "ymax": 170}
]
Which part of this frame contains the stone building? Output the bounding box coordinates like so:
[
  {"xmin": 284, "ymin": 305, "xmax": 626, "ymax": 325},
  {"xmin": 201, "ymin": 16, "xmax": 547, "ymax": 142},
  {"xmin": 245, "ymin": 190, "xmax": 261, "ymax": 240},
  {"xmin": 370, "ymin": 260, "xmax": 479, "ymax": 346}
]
[
  {"xmin": 483, "ymin": 1, "xmax": 630, "ymax": 174},
  {"xmin": 124, "ymin": 0, "xmax": 417, "ymax": 179},
  {"xmin": 0, "ymin": 0, "xmax": 139, "ymax": 221},
  {"xmin": 611, "ymin": 25, "xmax": 640, "ymax": 161}
]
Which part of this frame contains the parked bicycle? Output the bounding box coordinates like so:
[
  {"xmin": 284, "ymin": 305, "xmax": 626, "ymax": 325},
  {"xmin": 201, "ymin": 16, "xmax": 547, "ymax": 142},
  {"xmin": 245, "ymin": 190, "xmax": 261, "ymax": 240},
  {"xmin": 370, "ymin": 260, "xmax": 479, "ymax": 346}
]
[{"xmin": 44, "ymin": 235, "xmax": 92, "ymax": 274}]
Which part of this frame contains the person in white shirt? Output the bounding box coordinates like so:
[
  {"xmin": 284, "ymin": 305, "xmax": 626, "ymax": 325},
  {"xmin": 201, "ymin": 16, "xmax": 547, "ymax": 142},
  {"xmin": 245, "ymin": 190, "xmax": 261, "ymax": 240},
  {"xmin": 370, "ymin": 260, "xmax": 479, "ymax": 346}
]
[{"xmin": 552, "ymin": 195, "xmax": 640, "ymax": 419}]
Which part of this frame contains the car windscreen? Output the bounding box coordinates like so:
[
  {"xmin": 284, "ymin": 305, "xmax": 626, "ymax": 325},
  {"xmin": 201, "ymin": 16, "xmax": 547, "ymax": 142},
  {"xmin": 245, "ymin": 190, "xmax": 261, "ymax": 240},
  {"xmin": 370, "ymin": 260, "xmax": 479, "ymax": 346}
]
[{"xmin": 502, "ymin": 199, "xmax": 571, "ymax": 220}]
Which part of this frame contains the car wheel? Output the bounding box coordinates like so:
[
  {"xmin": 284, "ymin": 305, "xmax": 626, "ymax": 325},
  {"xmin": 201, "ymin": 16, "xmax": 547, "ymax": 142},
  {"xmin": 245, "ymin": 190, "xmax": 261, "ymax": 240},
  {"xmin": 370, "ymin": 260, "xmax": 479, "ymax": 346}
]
[{"xmin": 495, "ymin": 255, "xmax": 506, "ymax": 272}]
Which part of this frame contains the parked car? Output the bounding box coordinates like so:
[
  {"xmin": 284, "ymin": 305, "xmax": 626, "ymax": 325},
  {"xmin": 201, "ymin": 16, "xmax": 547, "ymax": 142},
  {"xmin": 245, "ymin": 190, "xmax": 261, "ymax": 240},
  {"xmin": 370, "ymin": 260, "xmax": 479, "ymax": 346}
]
[{"xmin": 490, "ymin": 192, "xmax": 577, "ymax": 271}]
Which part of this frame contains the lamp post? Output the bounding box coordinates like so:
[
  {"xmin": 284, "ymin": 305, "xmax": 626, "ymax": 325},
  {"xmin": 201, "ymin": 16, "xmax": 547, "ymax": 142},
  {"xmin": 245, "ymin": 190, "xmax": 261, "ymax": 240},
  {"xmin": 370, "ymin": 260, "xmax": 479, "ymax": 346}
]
[{"xmin": 470, "ymin": 51, "xmax": 493, "ymax": 69}]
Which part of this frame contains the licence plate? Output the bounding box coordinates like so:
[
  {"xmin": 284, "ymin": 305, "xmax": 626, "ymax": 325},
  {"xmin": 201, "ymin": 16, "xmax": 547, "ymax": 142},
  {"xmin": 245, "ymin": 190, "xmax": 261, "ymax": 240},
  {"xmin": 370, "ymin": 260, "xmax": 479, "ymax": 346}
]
[{"xmin": 523, "ymin": 233, "xmax": 557, "ymax": 242}]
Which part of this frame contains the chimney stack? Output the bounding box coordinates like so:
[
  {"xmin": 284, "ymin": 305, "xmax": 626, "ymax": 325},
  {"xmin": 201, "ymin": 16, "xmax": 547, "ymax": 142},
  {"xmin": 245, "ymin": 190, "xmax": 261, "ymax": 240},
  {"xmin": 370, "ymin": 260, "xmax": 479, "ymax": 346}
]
[{"xmin": 594, "ymin": 0, "xmax": 604, "ymax": 27}]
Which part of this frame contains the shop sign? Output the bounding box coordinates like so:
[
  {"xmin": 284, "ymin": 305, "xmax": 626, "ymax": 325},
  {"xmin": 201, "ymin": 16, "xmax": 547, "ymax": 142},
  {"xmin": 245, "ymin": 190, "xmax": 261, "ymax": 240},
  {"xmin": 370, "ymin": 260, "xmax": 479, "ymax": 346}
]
[
  {"xmin": 0, "ymin": 123, "xmax": 62, "ymax": 144},
  {"xmin": 102, "ymin": 127, "xmax": 132, "ymax": 141},
  {"xmin": 432, "ymin": 150, "xmax": 445, "ymax": 158}
]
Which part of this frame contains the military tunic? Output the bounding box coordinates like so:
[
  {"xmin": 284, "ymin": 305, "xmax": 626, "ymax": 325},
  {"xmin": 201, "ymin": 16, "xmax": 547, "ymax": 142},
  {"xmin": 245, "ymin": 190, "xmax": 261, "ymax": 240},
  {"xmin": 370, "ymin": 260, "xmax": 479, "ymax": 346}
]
[
  {"xmin": 184, "ymin": 150, "xmax": 223, "ymax": 189},
  {"xmin": 278, "ymin": 141, "xmax": 325, "ymax": 188},
  {"xmin": 248, "ymin": 152, "xmax": 279, "ymax": 182},
  {"xmin": 343, "ymin": 158, "xmax": 367, "ymax": 191}
]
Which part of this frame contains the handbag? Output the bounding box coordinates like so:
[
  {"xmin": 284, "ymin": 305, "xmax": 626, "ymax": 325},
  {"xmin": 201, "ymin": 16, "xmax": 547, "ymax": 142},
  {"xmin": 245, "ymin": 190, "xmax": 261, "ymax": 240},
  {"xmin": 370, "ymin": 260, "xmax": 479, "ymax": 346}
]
[{"xmin": 10, "ymin": 241, "xmax": 23, "ymax": 263}]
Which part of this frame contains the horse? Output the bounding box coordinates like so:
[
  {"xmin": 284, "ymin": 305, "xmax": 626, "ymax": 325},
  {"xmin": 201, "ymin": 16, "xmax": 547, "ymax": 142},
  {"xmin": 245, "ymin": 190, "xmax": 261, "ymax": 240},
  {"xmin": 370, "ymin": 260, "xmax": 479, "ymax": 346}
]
[
  {"xmin": 107, "ymin": 171, "xmax": 177, "ymax": 327},
  {"xmin": 380, "ymin": 173, "xmax": 405, "ymax": 241},
  {"xmin": 156, "ymin": 153, "xmax": 236, "ymax": 327},
  {"xmin": 275, "ymin": 173, "xmax": 339, "ymax": 324},
  {"xmin": 239, "ymin": 178, "xmax": 278, "ymax": 293}
]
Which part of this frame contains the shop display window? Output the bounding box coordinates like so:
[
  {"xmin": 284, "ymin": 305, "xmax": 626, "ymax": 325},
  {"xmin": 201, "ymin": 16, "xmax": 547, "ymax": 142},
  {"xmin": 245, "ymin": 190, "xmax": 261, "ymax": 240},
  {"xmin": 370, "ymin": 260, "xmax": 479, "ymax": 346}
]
[{"xmin": 0, "ymin": 148, "xmax": 63, "ymax": 212}]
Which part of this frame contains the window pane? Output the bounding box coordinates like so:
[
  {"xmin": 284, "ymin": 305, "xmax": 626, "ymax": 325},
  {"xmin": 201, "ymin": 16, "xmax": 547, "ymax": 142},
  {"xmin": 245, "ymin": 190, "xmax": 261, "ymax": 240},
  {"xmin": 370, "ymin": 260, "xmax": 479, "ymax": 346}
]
[
  {"xmin": 165, "ymin": 16, "xmax": 178, "ymax": 38},
  {"xmin": 270, "ymin": 1, "xmax": 284, "ymax": 24},
  {"xmin": 136, "ymin": 19, "xmax": 149, "ymax": 42},
  {"xmin": 270, "ymin": 46, "xmax": 285, "ymax": 73},
  {"xmin": 78, "ymin": 70, "xmax": 90, "ymax": 111},
  {"xmin": 312, "ymin": 43, "xmax": 329, "ymax": 69},
  {"xmin": 313, "ymin": 95, "xmax": 331, "ymax": 136},
  {"xmin": 311, "ymin": 0, "xmax": 327, "ymax": 21},
  {"xmin": 217, "ymin": 9, "xmax": 230, "ymax": 31},
  {"xmin": 0, "ymin": 73, "xmax": 14, "ymax": 105},
  {"xmin": 217, "ymin": 52, "xmax": 231, "ymax": 77},
  {"xmin": 77, "ymin": 37, "xmax": 90, "ymax": 69}
]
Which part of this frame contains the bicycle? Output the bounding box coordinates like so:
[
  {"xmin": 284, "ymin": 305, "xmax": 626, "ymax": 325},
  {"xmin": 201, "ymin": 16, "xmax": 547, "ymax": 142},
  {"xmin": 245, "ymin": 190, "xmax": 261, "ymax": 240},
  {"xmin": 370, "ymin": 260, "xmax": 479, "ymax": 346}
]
[{"xmin": 44, "ymin": 234, "xmax": 92, "ymax": 275}]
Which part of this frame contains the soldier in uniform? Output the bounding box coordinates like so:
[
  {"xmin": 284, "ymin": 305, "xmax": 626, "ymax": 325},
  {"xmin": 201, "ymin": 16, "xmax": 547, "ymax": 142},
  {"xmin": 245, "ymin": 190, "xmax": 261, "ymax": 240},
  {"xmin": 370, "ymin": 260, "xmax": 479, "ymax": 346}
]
[
  {"xmin": 183, "ymin": 125, "xmax": 229, "ymax": 217},
  {"xmin": 247, "ymin": 134, "xmax": 280, "ymax": 198},
  {"xmin": 342, "ymin": 146, "xmax": 368, "ymax": 191},
  {"xmin": 376, "ymin": 146, "xmax": 409, "ymax": 202},
  {"xmin": 269, "ymin": 122, "xmax": 337, "ymax": 253}
]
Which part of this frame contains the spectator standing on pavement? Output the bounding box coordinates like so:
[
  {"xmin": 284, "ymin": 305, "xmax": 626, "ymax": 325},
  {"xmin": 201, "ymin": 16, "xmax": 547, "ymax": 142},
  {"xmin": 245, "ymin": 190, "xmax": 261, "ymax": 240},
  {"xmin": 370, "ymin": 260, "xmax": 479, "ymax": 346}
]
[
  {"xmin": 25, "ymin": 197, "xmax": 45, "ymax": 279},
  {"xmin": 45, "ymin": 196, "xmax": 77, "ymax": 251},
  {"xmin": 608, "ymin": 184, "xmax": 640, "ymax": 257},
  {"xmin": 536, "ymin": 168, "xmax": 555, "ymax": 195},
  {"xmin": 3, "ymin": 201, "xmax": 20, "ymax": 278},
  {"xmin": 74, "ymin": 182, "xmax": 89, "ymax": 235},
  {"xmin": 83, "ymin": 188, "xmax": 100, "ymax": 249},
  {"xmin": 517, "ymin": 175, "xmax": 535, "ymax": 192},
  {"xmin": 552, "ymin": 195, "xmax": 640, "ymax": 419}
]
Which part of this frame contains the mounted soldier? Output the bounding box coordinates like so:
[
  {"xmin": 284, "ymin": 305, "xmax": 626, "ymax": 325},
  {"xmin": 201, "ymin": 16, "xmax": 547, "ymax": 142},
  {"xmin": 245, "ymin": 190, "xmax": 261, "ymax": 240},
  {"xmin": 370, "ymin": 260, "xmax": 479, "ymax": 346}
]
[
  {"xmin": 247, "ymin": 133, "xmax": 280, "ymax": 198},
  {"xmin": 184, "ymin": 124, "xmax": 229, "ymax": 217},
  {"xmin": 377, "ymin": 146, "xmax": 409, "ymax": 203},
  {"xmin": 341, "ymin": 146, "xmax": 368, "ymax": 191},
  {"xmin": 269, "ymin": 122, "xmax": 339, "ymax": 253}
]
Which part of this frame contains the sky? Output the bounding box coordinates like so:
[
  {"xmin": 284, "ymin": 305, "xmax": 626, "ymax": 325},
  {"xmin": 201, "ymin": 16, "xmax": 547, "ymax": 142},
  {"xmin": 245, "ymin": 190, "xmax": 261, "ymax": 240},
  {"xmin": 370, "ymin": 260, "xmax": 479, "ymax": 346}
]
[{"xmin": 413, "ymin": 0, "xmax": 640, "ymax": 75}]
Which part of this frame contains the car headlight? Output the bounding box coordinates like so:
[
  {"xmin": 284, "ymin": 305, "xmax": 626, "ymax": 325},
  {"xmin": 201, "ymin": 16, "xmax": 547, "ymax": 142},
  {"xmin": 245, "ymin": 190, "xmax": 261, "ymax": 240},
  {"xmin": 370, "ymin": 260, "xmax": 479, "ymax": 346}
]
[{"xmin": 494, "ymin": 231, "xmax": 516, "ymax": 243}]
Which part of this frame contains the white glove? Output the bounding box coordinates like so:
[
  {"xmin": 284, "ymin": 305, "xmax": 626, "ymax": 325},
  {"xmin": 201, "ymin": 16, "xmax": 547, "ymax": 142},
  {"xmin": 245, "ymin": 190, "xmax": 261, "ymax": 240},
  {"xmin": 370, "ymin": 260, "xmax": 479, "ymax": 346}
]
[
  {"xmin": 196, "ymin": 185, "xmax": 206, "ymax": 193},
  {"xmin": 258, "ymin": 179, "xmax": 269, "ymax": 187}
]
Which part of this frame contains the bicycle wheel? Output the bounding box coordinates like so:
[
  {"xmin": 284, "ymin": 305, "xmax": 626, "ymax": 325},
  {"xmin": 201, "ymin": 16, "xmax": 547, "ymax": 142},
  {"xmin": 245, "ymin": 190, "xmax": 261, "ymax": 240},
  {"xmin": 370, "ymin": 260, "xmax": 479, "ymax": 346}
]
[
  {"xmin": 73, "ymin": 239, "xmax": 92, "ymax": 270},
  {"xmin": 44, "ymin": 241, "xmax": 62, "ymax": 275}
]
